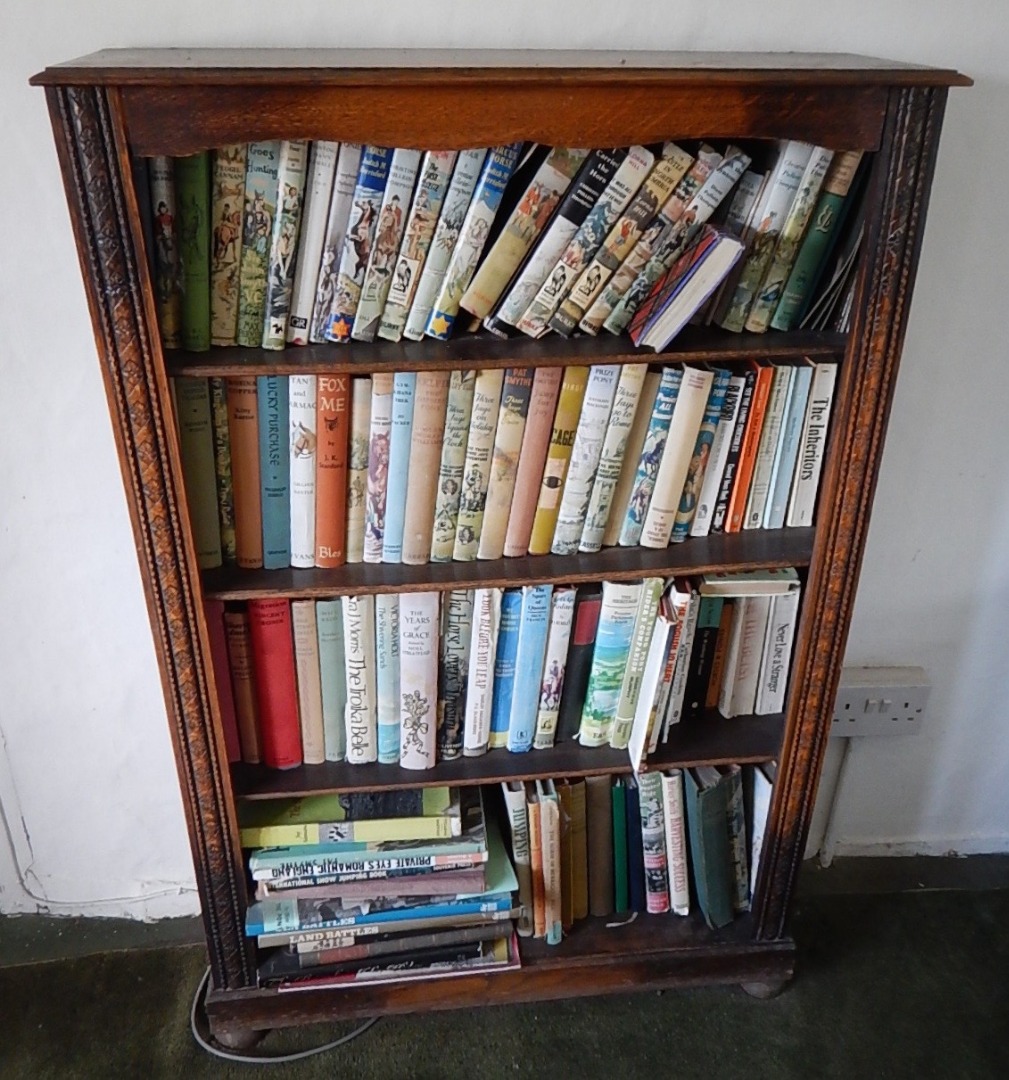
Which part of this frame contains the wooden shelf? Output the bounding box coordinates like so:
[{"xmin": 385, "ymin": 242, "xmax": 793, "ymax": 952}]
[
  {"xmin": 231, "ymin": 710, "xmax": 783, "ymax": 799},
  {"xmin": 165, "ymin": 327, "xmax": 847, "ymax": 378},
  {"xmin": 203, "ymin": 528, "xmax": 815, "ymax": 600}
]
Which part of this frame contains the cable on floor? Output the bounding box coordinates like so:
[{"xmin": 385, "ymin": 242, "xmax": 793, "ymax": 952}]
[{"xmin": 189, "ymin": 965, "xmax": 381, "ymax": 1064}]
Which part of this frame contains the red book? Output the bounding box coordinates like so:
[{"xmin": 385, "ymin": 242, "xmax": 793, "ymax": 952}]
[
  {"xmin": 315, "ymin": 375, "xmax": 350, "ymax": 568},
  {"xmin": 203, "ymin": 599, "xmax": 241, "ymax": 763},
  {"xmin": 725, "ymin": 361, "xmax": 773, "ymax": 533},
  {"xmin": 247, "ymin": 599, "xmax": 303, "ymax": 769}
]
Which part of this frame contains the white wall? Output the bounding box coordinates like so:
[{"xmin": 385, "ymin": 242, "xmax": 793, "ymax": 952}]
[{"xmin": 1, "ymin": 1, "xmax": 1005, "ymax": 919}]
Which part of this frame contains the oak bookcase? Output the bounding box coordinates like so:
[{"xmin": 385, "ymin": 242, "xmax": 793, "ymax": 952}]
[{"xmin": 33, "ymin": 49, "xmax": 969, "ymax": 1046}]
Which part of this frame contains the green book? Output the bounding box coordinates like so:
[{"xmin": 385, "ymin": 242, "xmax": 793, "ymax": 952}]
[
  {"xmin": 316, "ymin": 599, "xmax": 347, "ymax": 763},
  {"xmin": 173, "ymin": 377, "xmax": 222, "ymax": 569},
  {"xmin": 174, "ymin": 151, "xmax": 211, "ymax": 351},
  {"xmin": 683, "ymin": 766, "xmax": 735, "ymax": 929},
  {"xmin": 611, "ymin": 777, "xmax": 629, "ymax": 913},
  {"xmin": 208, "ymin": 377, "xmax": 236, "ymax": 564}
]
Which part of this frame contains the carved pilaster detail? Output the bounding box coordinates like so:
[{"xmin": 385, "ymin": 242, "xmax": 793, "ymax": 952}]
[{"xmin": 47, "ymin": 85, "xmax": 253, "ymax": 988}]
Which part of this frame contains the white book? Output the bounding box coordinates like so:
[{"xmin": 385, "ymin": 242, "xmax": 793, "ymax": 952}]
[
  {"xmin": 363, "ymin": 372, "xmax": 394, "ymax": 564},
  {"xmin": 661, "ymin": 586, "xmax": 700, "ymax": 740},
  {"xmin": 661, "ymin": 770, "xmax": 690, "ymax": 915},
  {"xmin": 749, "ymin": 763, "xmax": 776, "ymax": 898},
  {"xmin": 650, "ymin": 585, "xmax": 692, "ymax": 753},
  {"xmin": 532, "ymin": 587, "xmax": 576, "ymax": 749},
  {"xmin": 743, "ymin": 364, "xmax": 794, "ymax": 530},
  {"xmin": 345, "ymin": 376, "xmax": 372, "ymax": 564},
  {"xmin": 403, "ymin": 148, "xmax": 488, "ymax": 341},
  {"xmin": 720, "ymin": 595, "xmax": 772, "ymax": 719},
  {"xmin": 640, "ymin": 367, "xmax": 713, "ymax": 548},
  {"xmin": 551, "ymin": 365, "xmax": 620, "ymax": 555},
  {"xmin": 610, "ymin": 577, "xmax": 663, "ymax": 750},
  {"xmin": 288, "ymin": 374, "xmax": 317, "ymax": 568},
  {"xmin": 501, "ymin": 781, "xmax": 534, "ymax": 936},
  {"xmin": 690, "ymin": 374, "xmax": 745, "ymax": 538},
  {"xmin": 352, "ymin": 148, "xmax": 423, "ymax": 342},
  {"xmin": 262, "ymin": 140, "xmax": 310, "ymax": 349},
  {"xmin": 627, "ymin": 599, "xmax": 677, "ymax": 771},
  {"xmin": 755, "ymin": 588, "xmax": 801, "ymax": 715},
  {"xmin": 375, "ymin": 594, "xmax": 400, "ymax": 764},
  {"xmin": 286, "ymin": 141, "xmax": 338, "ymax": 345},
  {"xmin": 341, "ymin": 594, "xmax": 377, "ymax": 763},
  {"xmin": 786, "ymin": 362, "xmax": 838, "ymax": 527},
  {"xmin": 398, "ymin": 591, "xmax": 439, "ymax": 770},
  {"xmin": 309, "ymin": 143, "xmax": 362, "ymax": 343},
  {"xmin": 291, "ymin": 599, "xmax": 325, "ymax": 765},
  {"xmin": 601, "ymin": 371, "xmax": 661, "ymax": 548},
  {"xmin": 452, "ymin": 369, "xmax": 504, "ymax": 561},
  {"xmin": 430, "ymin": 370, "xmax": 477, "ymax": 561},
  {"xmin": 463, "ymin": 588, "xmax": 502, "ymax": 757},
  {"xmin": 764, "ymin": 364, "xmax": 813, "ymax": 530}
]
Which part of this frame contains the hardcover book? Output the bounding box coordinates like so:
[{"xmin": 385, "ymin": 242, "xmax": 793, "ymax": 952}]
[
  {"xmin": 661, "ymin": 770, "xmax": 690, "ymax": 916},
  {"xmin": 398, "ymin": 592, "xmax": 440, "ymax": 770},
  {"xmin": 489, "ymin": 590, "xmax": 522, "ymax": 751},
  {"xmin": 314, "ymin": 374, "xmax": 350, "ymax": 568},
  {"xmin": 532, "ymin": 587, "xmax": 576, "ymax": 749},
  {"xmin": 453, "ymin": 369, "xmax": 505, "ymax": 561},
  {"xmin": 438, "ymin": 590, "xmax": 473, "ymax": 760},
  {"xmin": 174, "ymin": 151, "xmax": 211, "ymax": 352},
  {"xmin": 786, "ymin": 361, "xmax": 838, "ymax": 527},
  {"xmin": 671, "ymin": 368, "xmax": 731, "ymax": 542},
  {"xmin": 500, "ymin": 781, "xmax": 534, "ymax": 936},
  {"xmin": 637, "ymin": 770, "xmax": 671, "ymax": 914},
  {"xmin": 341, "ymin": 595, "xmax": 378, "ymax": 764},
  {"xmin": 764, "ymin": 363, "xmax": 813, "ymax": 530},
  {"xmin": 430, "ymin": 369, "xmax": 477, "ymax": 561},
  {"xmin": 286, "ymin": 140, "xmax": 338, "ymax": 345},
  {"xmin": 744, "ymin": 364, "xmax": 794, "ymax": 530},
  {"xmin": 556, "ymin": 585, "xmax": 602, "ymax": 742},
  {"xmin": 208, "ymin": 378, "xmax": 236, "ymax": 564},
  {"xmin": 316, "ymin": 598, "xmax": 347, "ymax": 762},
  {"xmin": 609, "ymin": 576, "xmax": 663, "ymax": 750},
  {"xmin": 203, "ymin": 599, "xmax": 241, "ymax": 763},
  {"xmin": 148, "ymin": 155, "xmax": 182, "ymax": 347},
  {"xmin": 375, "ymin": 595, "xmax": 401, "ymax": 764},
  {"xmin": 345, "ymin": 377, "xmax": 372, "ymax": 564},
  {"xmin": 684, "ymin": 765, "xmax": 735, "ymax": 929},
  {"xmin": 585, "ymin": 774, "xmax": 614, "ymax": 916},
  {"xmin": 225, "ymin": 376, "xmax": 263, "ymax": 568},
  {"xmin": 690, "ymin": 373, "xmax": 745, "ymax": 539},
  {"xmin": 401, "ymin": 372, "xmax": 451, "ymax": 565},
  {"xmin": 291, "ymin": 599, "xmax": 325, "ymax": 765},
  {"xmin": 257, "ymin": 374, "xmax": 291, "ymax": 569},
  {"xmin": 222, "ymin": 608, "xmax": 262, "ymax": 763},
  {"xmin": 261, "ymin": 139, "xmax": 309, "ymax": 348},
  {"xmin": 209, "ymin": 144, "xmax": 247, "ymax": 346},
  {"xmin": 174, "ymin": 376, "xmax": 223, "ymax": 568},
  {"xmin": 248, "ymin": 598, "xmax": 302, "ymax": 770},
  {"xmin": 463, "ymin": 588, "xmax": 502, "ymax": 757},
  {"xmin": 363, "ymin": 372, "xmax": 394, "ymax": 563},
  {"xmin": 236, "ymin": 141, "xmax": 281, "ymax": 347},
  {"xmin": 506, "ymin": 584, "xmax": 553, "ymax": 753},
  {"xmin": 288, "ymin": 374, "xmax": 317, "ymax": 569},
  {"xmin": 382, "ymin": 372, "xmax": 417, "ymax": 564}
]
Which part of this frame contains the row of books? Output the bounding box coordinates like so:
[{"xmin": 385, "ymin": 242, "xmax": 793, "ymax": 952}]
[
  {"xmin": 206, "ymin": 569, "xmax": 801, "ymax": 772},
  {"xmin": 141, "ymin": 133, "xmax": 864, "ymax": 354},
  {"xmin": 246, "ymin": 787, "xmax": 522, "ymax": 988},
  {"xmin": 501, "ymin": 764, "xmax": 775, "ymax": 937},
  {"xmin": 174, "ymin": 357, "xmax": 837, "ymax": 572}
]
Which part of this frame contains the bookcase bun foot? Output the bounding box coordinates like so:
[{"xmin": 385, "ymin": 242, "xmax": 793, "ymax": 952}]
[
  {"xmin": 208, "ymin": 1025, "xmax": 267, "ymax": 1052},
  {"xmin": 739, "ymin": 977, "xmax": 790, "ymax": 1000}
]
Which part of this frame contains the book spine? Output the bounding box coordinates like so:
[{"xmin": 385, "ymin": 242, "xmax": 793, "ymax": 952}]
[
  {"xmin": 352, "ymin": 148, "xmax": 423, "ymax": 342},
  {"xmin": 726, "ymin": 596, "xmax": 772, "ymax": 718},
  {"xmin": 561, "ymin": 782, "xmax": 578, "ymax": 925},
  {"xmin": 765, "ymin": 365, "xmax": 813, "ymax": 529},
  {"xmin": 314, "ymin": 374, "xmax": 350, "ymax": 568},
  {"xmin": 527, "ymin": 789, "xmax": 545, "ymax": 937},
  {"xmin": 204, "ymin": 600, "xmax": 241, "ymax": 763},
  {"xmin": 226, "ymin": 376, "xmax": 263, "ymax": 568},
  {"xmin": 425, "ymin": 143, "xmax": 523, "ymax": 338},
  {"xmin": 437, "ymin": 590, "xmax": 473, "ymax": 760},
  {"xmin": 578, "ymin": 364, "xmax": 648, "ymax": 553},
  {"xmin": 532, "ymin": 587, "xmax": 576, "ymax": 749},
  {"xmin": 516, "ymin": 146, "xmax": 655, "ymax": 337},
  {"xmin": 551, "ymin": 365, "xmax": 620, "ymax": 555},
  {"xmin": 585, "ymin": 775, "xmax": 613, "ymax": 916},
  {"xmin": 309, "ymin": 143, "xmax": 363, "ymax": 343},
  {"xmin": 609, "ymin": 577, "xmax": 663, "ymax": 749},
  {"xmin": 568, "ymin": 778, "xmax": 589, "ymax": 920},
  {"xmin": 148, "ymin": 155, "xmax": 182, "ymax": 347},
  {"xmin": 208, "ymin": 379, "xmax": 236, "ymax": 564},
  {"xmin": 670, "ymin": 368, "xmax": 730, "ymax": 542},
  {"xmin": 710, "ymin": 368, "xmax": 757, "ymax": 533},
  {"xmin": 175, "ymin": 151, "xmax": 211, "ymax": 352},
  {"xmin": 382, "ymin": 371, "xmax": 417, "ymax": 563},
  {"xmin": 398, "ymin": 591, "xmax": 440, "ymax": 770},
  {"xmin": 756, "ymin": 589, "xmax": 800, "ymax": 715},
  {"xmin": 663, "ymin": 587, "xmax": 700, "ymax": 734},
  {"xmin": 682, "ymin": 595, "xmax": 724, "ymax": 720},
  {"xmin": 501, "ymin": 368, "xmax": 563, "ymax": 557},
  {"xmin": 325, "ymin": 145, "xmax": 393, "ymax": 342},
  {"xmin": 174, "ymin": 377, "xmax": 223, "ymax": 568},
  {"xmin": 247, "ymin": 598, "xmax": 302, "ymax": 769},
  {"xmin": 690, "ymin": 374, "xmax": 744, "ymax": 538},
  {"xmin": 377, "ymin": 150, "xmax": 459, "ymax": 342},
  {"xmin": 374, "ymin": 594, "xmax": 401, "ymax": 764},
  {"xmin": 650, "ymin": 590, "xmax": 690, "ymax": 750},
  {"xmin": 641, "ymin": 367, "xmax": 714, "ymax": 548},
  {"xmin": 257, "ymin": 375, "xmax": 291, "ymax": 569},
  {"xmin": 430, "ymin": 369, "xmax": 477, "ymax": 561},
  {"xmin": 291, "ymin": 599, "xmax": 325, "ymax": 764},
  {"xmin": 661, "ymin": 770, "xmax": 690, "ymax": 915},
  {"xmin": 222, "ymin": 609, "xmax": 261, "ymax": 763},
  {"xmin": 315, "ymin": 598, "xmax": 347, "ymax": 762},
  {"xmin": 452, "ymin": 369, "xmax": 505, "ymax": 561},
  {"xmin": 705, "ymin": 601, "xmax": 736, "ymax": 711},
  {"xmin": 724, "ymin": 766, "xmax": 750, "ymax": 911},
  {"xmin": 626, "ymin": 608, "xmax": 673, "ymax": 770},
  {"xmin": 618, "ymin": 367, "xmax": 682, "ymax": 547},
  {"xmin": 476, "ymin": 367, "xmax": 534, "ymax": 561},
  {"xmin": 636, "ymin": 771, "xmax": 670, "ymax": 913},
  {"xmin": 725, "ymin": 365, "xmax": 773, "ymax": 534},
  {"xmin": 578, "ymin": 581, "xmax": 643, "ymax": 747},
  {"xmin": 501, "ymin": 783, "xmax": 534, "ymax": 936},
  {"xmin": 261, "ymin": 140, "xmax": 309, "ymax": 348},
  {"xmin": 538, "ymin": 782, "xmax": 563, "ymax": 944},
  {"xmin": 236, "ymin": 141, "xmax": 281, "ymax": 347},
  {"xmin": 489, "ymin": 590, "xmax": 522, "ymax": 750},
  {"xmin": 463, "ymin": 588, "xmax": 502, "ymax": 756},
  {"xmin": 400, "ymin": 371, "xmax": 451, "ymax": 565},
  {"xmin": 286, "ymin": 141, "xmax": 338, "ymax": 345},
  {"xmin": 611, "ymin": 778, "xmax": 629, "ymax": 912},
  {"xmin": 786, "ymin": 362, "xmax": 838, "ymax": 527},
  {"xmin": 209, "ymin": 144, "xmax": 247, "ymax": 346},
  {"xmin": 341, "ymin": 595, "xmax": 378, "ymax": 764},
  {"xmin": 345, "ymin": 377, "xmax": 372, "ymax": 564},
  {"xmin": 556, "ymin": 586, "xmax": 602, "ymax": 742},
  {"xmin": 363, "ymin": 372, "xmax": 394, "ymax": 564},
  {"xmin": 744, "ymin": 365, "xmax": 793, "ymax": 529},
  {"xmin": 461, "ymin": 146, "xmax": 589, "ymax": 321},
  {"xmin": 288, "ymin": 374, "xmax": 317, "ymax": 568},
  {"xmin": 600, "ymin": 371, "xmax": 661, "ymax": 547},
  {"xmin": 506, "ymin": 585, "xmax": 553, "ymax": 752},
  {"xmin": 527, "ymin": 365, "xmax": 590, "ymax": 555}
]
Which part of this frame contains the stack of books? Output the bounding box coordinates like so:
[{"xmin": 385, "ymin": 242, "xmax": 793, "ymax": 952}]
[{"xmin": 244, "ymin": 786, "xmax": 522, "ymax": 988}]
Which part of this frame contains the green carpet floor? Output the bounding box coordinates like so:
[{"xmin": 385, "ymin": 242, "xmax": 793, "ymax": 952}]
[{"xmin": 2, "ymin": 888, "xmax": 1007, "ymax": 1079}]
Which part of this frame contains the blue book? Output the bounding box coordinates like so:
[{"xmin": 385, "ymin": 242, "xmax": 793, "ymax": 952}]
[
  {"xmin": 425, "ymin": 142, "xmax": 524, "ymax": 339},
  {"xmin": 506, "ymin": 584, "xmax": 553, "ymax": 752},
  {"xmin": 324, "ymin": 145, "xmax": 393, "ymax": 343},
  {"xmin": 316, "ymin": 599, "xmax": 347, "ymax": 762},
  {"xmin": 764, "ymin": 363, "xmax": 814, "ymax": 529},
  {"xmin": 618, "ymin": 367, "xmax": 682, "ymax": 546},
  {"xmin": 375, "ymin": 595, "xmax": 400, "ymax": 764},
  {"xmin": 625, "ymin": 776, "xmax": 647, "ymax": 913},
  {"xmin": 671, "ymin": 367, "xmax": 731, "ymax": 543},
  {"xmin": 489, "ymin": 589, "xmax": 523, "ymax": 749},
  {"xmin": 256, "ymin": 374, "xmax": 290, "ymax": 568},
  {"xmin": 382, "ymin": 372, "xmax": 417, "ymax": 563}
]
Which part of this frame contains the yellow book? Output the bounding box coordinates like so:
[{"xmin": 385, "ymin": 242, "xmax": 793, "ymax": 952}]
[{"xmin": 527, "ymin": 366, "xmax": 589, "ymax": 554}]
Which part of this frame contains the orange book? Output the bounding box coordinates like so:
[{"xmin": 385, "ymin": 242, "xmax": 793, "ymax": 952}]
[
  {"xmin": 225, "ymin": 376, "xmax": 263, "ymax": 568},
  {"xmin": 203, "ymin": 599, "xmax": 241, "ymax": 763},
  {"xmin": 314, "ymin": 375, "xmax": 350, "ymax": 568},
  {"xmin": 705, "ymin": 600, "xmax": 736, "ymax": 711},
  {"xmin": 223, "ymin": 607, "xmax": 262, "ymax": 763},
  {"xmin": 526, "ymin": 782, "xmax": 546, "ymax": 939},
  {"xmin": 401, "ymin": 371, "xmax": 451, "ymax": 565},
  {"xmin": 725, "ymin": 362, "xmax": 773, "ymax": 533}
]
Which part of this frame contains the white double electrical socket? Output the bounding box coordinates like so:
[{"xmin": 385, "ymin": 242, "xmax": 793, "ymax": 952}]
[{"xmin": 830, "ymin": 666, "xmax": 930, "ymax": 737}]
